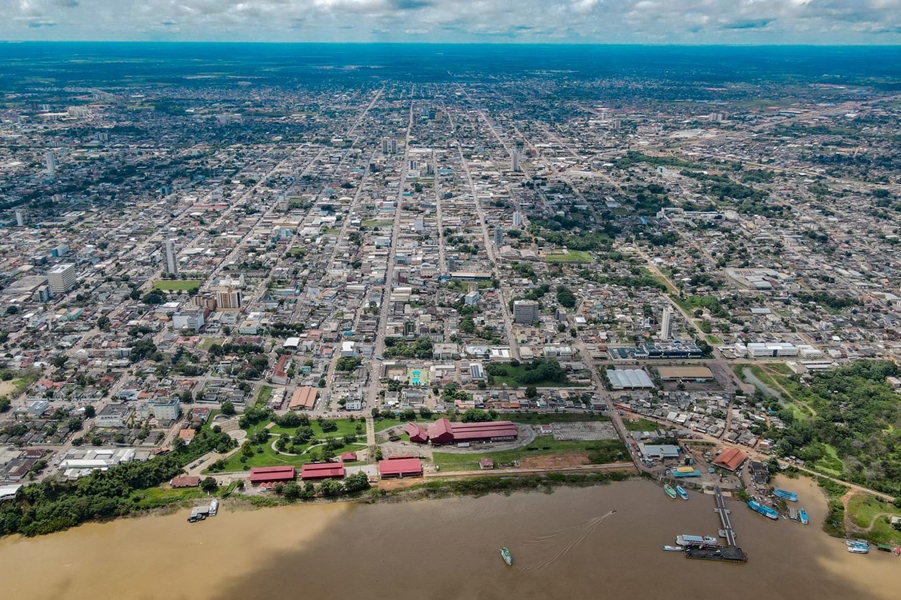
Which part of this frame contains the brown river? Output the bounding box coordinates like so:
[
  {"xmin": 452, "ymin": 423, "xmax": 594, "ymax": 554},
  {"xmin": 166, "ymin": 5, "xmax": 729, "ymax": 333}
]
[{"xmin": 1, "ymin": 476, "xmax": 899, "ymax": 600}]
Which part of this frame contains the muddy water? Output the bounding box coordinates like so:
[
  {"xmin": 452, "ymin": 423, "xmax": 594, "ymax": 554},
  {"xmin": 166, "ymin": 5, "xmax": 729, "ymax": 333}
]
[{"xmin": 1, "ymin": 477, "xmax": 899, "ymax": 600}]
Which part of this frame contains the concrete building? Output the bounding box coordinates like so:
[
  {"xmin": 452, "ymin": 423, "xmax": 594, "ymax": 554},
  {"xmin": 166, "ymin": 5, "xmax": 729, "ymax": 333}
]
[
  {"xmin": 164, "ymin": 239, "xmax": 178, "ymax": 276},
  {"xmin": 148, "ymin": 398, "xmax": 180, "ymax": 421},
  {"xmin": 45, "ymin": 150, "xmax": 57, "ymax": 177},
  {"xmin": 511, "ymin": 149, "xmax": 520, "ymax": 172},
  {"xmin": 47, "ymin": 263, "xmax": 76, "ymax": 295},
  {"xmin": 15, "ymin": 209, "xmax": 26, "ymax": 227},
  {"xmin": 172, "ymin": 308, "xmax": 204, "ymax": 332},
  {"xmin": 494, "ymin": 226, "xmax": 503, "ymax": 246},
  {"xmin": 660, "ymin": 307, "xmax": 673, "ymax": 340},
  {"xmin": 215, "ymin": 287, "xmax": 242, "ymax": 311},
  {"xmin": 95, "ymin": 404, "xmax": 134, "ymax": 428},
  {"xmin": 513, "ymin": 299, "xmax": 540, "ymax": 325}
]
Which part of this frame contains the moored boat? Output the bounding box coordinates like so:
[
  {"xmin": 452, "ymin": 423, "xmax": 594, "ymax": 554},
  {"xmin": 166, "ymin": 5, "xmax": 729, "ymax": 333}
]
[
  {"xmin": 500, "ymin": 547, "xmax": 512, "ymax": 566},
  {"xmin": 774, "ymin": 489, "xmax": 798, "ymax": 502},
  {"xmin": 663, "ymin": 545, "xmax": 684, "ymax": 552},
  {"xmin": 676, "ymin": 535, "xmax": 718, "ymax": 547},
  {"xmin": 877, "ymin": 544, "xmax": 893, "ymax": 553},
  {"xmin": 675, "ymin": 485, "xmax": 689, "ymax": 501},
  {"xmin": 663, "ymin": 484, "xmax": 678, "ymax": 499},
  {"xmin": 209, "ymin": 499, "xmax": 219, "ymax": 517},
  {"xmin": 748, "ymin": 500, "xmax": 779, "ymax": 520},
  {"xmin": 848, "ymin": 545, "xmax": 869, "ymax": 554},
  {"xmin": 799, "ymin": 508, "xmax": 809, "ymax": 525}
]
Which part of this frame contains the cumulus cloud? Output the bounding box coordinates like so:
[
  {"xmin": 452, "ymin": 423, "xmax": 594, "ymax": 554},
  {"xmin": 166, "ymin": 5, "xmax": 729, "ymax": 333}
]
[{"xmin": 2, "ymin": 0, "xmax": 901, "ymax": 42}]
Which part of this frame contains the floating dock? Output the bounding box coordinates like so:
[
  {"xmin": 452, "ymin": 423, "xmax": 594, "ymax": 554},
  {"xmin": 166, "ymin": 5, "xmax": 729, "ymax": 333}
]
[{"xmin": 684, "ymin": 487, "xmax": 748, "ymax": 564}]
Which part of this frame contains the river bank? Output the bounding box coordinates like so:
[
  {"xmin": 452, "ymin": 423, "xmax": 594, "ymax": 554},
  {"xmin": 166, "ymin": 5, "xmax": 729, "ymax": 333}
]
[{"xmin": 2, "ymin": 477, "xmax": 900, "ymax": 600}]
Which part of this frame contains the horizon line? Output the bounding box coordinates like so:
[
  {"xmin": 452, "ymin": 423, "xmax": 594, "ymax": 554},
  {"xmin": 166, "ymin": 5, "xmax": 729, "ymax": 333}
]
[{"xmin": 3, "ymin": 40, "xmax": 901, "ymax": 48}]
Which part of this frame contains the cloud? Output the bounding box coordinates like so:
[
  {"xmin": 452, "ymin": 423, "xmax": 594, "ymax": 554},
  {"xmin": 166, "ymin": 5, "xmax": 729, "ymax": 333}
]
[
  {"xmin": 2, "ymin": 0, "xmax": 901, "ymax": 43},
  {"xmin": 724, "ymin": 19, "xmax": 775, "ymax": 29}
]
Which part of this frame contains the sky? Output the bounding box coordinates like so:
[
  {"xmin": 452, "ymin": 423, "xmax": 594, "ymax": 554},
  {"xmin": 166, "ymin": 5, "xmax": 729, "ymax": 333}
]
[{"xmin": 4, "ymin": 0, "xmax": 901, "ymax": 44}]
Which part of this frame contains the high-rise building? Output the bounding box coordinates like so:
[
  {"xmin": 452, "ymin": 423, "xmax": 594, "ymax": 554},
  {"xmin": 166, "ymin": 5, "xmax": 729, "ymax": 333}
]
[
  {"xmin": 45, "ymin": 151, "xmax": 57, "ymax": 177},
  {"xmin": 381, "ymin": 138, "xmax": 389, "ymax": 154},
  {"xmin": 494, "ymin": 226, "xmax": 503, "ymax": 246},
  {"xmin": 164, "ymin": 239, "xmax": 178, "ymax": 276},
  {"xmin": 15, "ymin": 209, "xmax": 26, "ymax": 227},
  {"xmin": 513, "ymin": 211, "xmax": 522, "ymax": 227},
  {"xmin": 513, "ymin": 300, "xmax": 540, "ymax": 325},
  {"xmin": 391, "ymin": 138, "xmax": 398, "ymax": 154},
  {"xmin": 660, "ymin": 308, "xmax": 673, "ymax": 340},
  {"xmin": 216, "ymin": 288, "xmax": 243, "ymax": 311},
  {"xmin": 47, "ymin": 263, "xmax": 76, "ymax": 295},
  {"xmin": 511, "ymin": 150, "xmax": 520, "ymax": 172}
]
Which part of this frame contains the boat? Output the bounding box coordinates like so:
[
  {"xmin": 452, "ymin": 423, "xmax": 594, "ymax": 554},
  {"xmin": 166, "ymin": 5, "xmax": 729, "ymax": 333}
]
[
  {"xmin": 500, "ymin": 547, "xmax": 512, "ymax": 566},
  {"xmin": 848, "ymin": 545, "xmax": 869, "ymax": 554},
  {"xmin": 846, "ymin": 539, "xmax": 870, "ymax": 548},
  {"xmin": 663, "ymin": 545, "xmax": 684, "ymax": 552},
  {"xmin": 799, "ymin": 508, "xmax": 809, "ymax": 525},
  {"xmin": 209, "ymin": 499, "xmax": 219, "ymax": 517},
  {"xmin": 748, "ymin": 500, "xmax": 779, "ymax": 521},
  {"xmin": 676, "ymin": 535, "xmax": 718, "ymax": 547},
  {"xmin": 894, "ymin": 547, "xmax": 901, "ymax": 556},
  {"xmin": 774, "ymin": 489, "xmax": 798, "ymax": 502},
  {"xmin": 675, "ymin": 485, "xmax": 689, "ymax": 501},
  {"xmin": 663, "ymin": 484, "xmax": 678, "ymax": 499},
  {"xmin": 877, "ymin": 544, "xmax": 894, "ymax": 553}
]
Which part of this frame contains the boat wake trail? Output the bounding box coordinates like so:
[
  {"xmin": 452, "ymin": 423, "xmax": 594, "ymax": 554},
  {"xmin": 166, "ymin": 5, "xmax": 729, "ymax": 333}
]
[{"xmin": 524, "ymin": 510, "xmax": 615, "ymax": 570}]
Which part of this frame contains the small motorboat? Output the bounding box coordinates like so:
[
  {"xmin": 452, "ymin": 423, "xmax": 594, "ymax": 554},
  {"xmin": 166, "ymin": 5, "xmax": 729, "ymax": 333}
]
[
  {"xmin": 663, "ymin": 545, "xmax": 684, "ymax": 552},
  {"xmin": 799, "ymin": 508, "xmax": 809, "ymax": 525},
  {"xmin": 500, "ymin": 547, "xmax": 512, "ymax": 566}
]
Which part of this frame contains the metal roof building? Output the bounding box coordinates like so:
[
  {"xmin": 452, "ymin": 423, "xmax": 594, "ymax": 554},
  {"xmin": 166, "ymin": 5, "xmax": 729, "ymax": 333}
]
[
  {"xmin": 301, "ymin": 462, "xmax": 345, "ymax": 480},
  {"xmin": 423, "ymin": 418, "xmax": 518, "ymax": 445},
  {"xmin": 606, "ymin": 369, "xmax": 655, "ymax": 390},
  {"xmin": 378, "ymin": 457, "xmax": 423, "ymax": 478},
  {"xmin": 249, "ymin": 466, "xmax": 296, "ymax": 485}
]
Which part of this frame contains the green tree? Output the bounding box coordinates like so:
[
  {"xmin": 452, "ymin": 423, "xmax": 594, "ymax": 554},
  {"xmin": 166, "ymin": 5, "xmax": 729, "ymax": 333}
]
[
  {"xmin": 220, "ymin": 401, "xmax": 236, "ymax": 416},
  {"xmin": 201, "ymin": 477, "xmax": 218, "ymax": 493},
  {"xmin": 525, "ymin": 386, "xmax": 538, "ymax": 399},
  {"xmin": 84, "ymin": 405, "xmax": 96, "ymax": 418}
]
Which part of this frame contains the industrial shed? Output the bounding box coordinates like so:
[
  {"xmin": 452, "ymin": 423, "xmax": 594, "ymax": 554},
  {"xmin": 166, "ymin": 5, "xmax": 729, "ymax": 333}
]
[
  {"xmin": 250, "ymin": 466, "xmax": 296, "ymax": 485},
  {"xmin": 301, "ymin": 462, "xmax": 346, "ymax": 480},
  {"xmin": 378, "ymin": 457, "xmax": 423, "ymax": 478}
]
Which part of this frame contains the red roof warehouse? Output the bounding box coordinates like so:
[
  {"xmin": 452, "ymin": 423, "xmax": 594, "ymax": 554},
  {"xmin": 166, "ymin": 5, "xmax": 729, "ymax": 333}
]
[
  {"xmin": 378, "ymin": 457, "xmax": 423, "ymax": 478},
  {"xmin": 301, "ymin": 462, "xmax": 346, "ymax": 480},
  {"xmin": 249, "ymin": 466, "xmax": 296, "ymax": 485},
  {"xmin": 405, "ymin": 422, "xmax": 429, "ymax": 444},
  {"xmin": 423, "ymin": 418, "xmax": 517, "ymax": 445}
]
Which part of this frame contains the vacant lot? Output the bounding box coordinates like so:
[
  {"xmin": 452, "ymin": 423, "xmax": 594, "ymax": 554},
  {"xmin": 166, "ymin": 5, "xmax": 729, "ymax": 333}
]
[
  {"xmin": 154, "ymin": 279, "xmax": 202, "ymax": 291},
  {"xmin": 545, "ymin": 250, "xmax": 594, "ymax": 264},
  {"xmin": 433, "ymin": 436, "xmax": 626, "ymax": 472},
  {"xmin": 552, "ymin": 421, "xmax": 619, "ymax": 441}
]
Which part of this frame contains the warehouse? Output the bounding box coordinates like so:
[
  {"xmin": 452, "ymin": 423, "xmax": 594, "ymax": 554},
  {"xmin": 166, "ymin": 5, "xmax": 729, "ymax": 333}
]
[
  {"xmin": 424, "ymin": 418, "xmax": 518, "ymax": 445},
  {"xmin": 289, "ymin": 386, "xmax": 318, "ymax": 410},
  {"xmin": 301, "ymin": 462, "xmax": 345, "ymax": 480},
  {"xmin": 405, "ymin": 422, "xmax": 429, "ymax": 444},
  {"xmin": 713, "ymin": 447, "xmax": 748, "ymax": 472},
  {"xmin": 249, "ymin": 466, "xmax": 296, "ymax": 485},
  {"xmin": 378, "ymin": 457, "xmax": 423, "ymax": 478},
  {"xmin": 606, "ymin": 368, "xmax": 655, "ymax": 390}
]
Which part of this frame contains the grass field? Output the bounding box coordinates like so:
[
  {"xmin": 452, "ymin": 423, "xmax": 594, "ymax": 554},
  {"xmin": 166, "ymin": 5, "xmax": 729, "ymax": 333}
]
[
  {"xmin": 433, "ymin": 436, "xmax": 626, "ymax": 472},
  {"xmin": 255, "ymin": 386, "xmax": 273, "ymax": 407},
  {"xmin": 154, "ymin": 280, "xmax": 202, "ymax": 291},
  {"xmin": 269, "ymin": 418, "xmax": 364, "ymax": 438},
  {"xmin": 625, "ymin": 418, "xmax": 659, "ymax": 432},
  {"xmin": 488, "ymin": 363, "xmax": 580, "ymax": 388},
  {"xmin": 847, "ymin": 494, "xmax": 901, "ymax": 545},
  {"xmin": 362, "ymin": 220, "xmax": 394, "ymax": 228},
  {"xmin": 287, "ymin": 247, "xmax": 306, "ymax": 256},
  {"xmin": 813, "ymin": 443, "xmax": 844, "ymax": 477},
  {"xmin": 507, "ymin": 413, "xmax": 610, "ymax": 424},
  {"xmin": 375, "ymin": 418, "xmax": 421, "ymax": 432},
  {"xmin": 545, "ymin": 250, "xmax": 594, "ymax": 264},
  {"xmin": 215, "ymin": 435, "xmax": 364, "ymax": 472}
]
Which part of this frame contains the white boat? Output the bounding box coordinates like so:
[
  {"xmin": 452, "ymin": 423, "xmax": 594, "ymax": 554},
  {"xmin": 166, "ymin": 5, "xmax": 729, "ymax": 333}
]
[
  {"xmin": 209, "ymin": 499, "xmax": 219, "ymax": 517},
  {"xmin": 663, "ymin": 545, "xmax": 684, "ymax": 552}
]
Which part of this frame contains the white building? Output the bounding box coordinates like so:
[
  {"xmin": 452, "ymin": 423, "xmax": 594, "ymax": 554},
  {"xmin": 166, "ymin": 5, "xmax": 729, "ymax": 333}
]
[
  {"xmin": 660, "ymin": 308, "xmax": 673, "ymax": 340},
  {"xmin": 47, "ymin": 263, "xmax": 76, "ymax": 295},
  {"xmin": 164, "ymin": 239, "xmax": 179, "ymax": 276}
]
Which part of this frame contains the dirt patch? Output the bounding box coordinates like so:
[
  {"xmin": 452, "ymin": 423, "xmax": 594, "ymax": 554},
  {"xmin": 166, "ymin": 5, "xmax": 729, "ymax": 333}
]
[
  {"xmin": 552, "ymin": 422, "xmax": 619, "ymax": 441},
  {"xmin": 520, "ymin": 453, "xmax": 590, "ymax": 469},
  {"xmin": 378, "ymin": 477, "xmax": 424, "ymax": 492}
]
